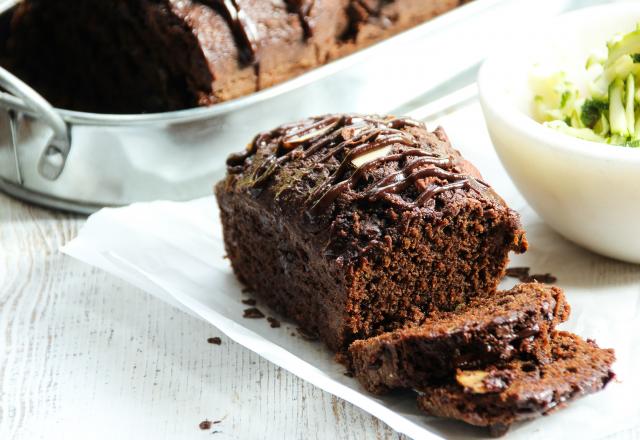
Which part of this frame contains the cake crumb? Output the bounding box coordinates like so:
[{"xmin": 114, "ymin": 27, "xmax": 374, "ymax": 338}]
[
  {"xmin": 267, "ymin": 317, "xmax": 281, "ymax": 328},
  {"xmin": 505, "ymin": 267, "xmax": 557, "ymax": 284},
  {"xmin": 334, "ymin": 352, "xmax": 350, "ymax": 366},
  {"xmin": 207, "ymin": 337, "xmax": 222, "ymax": 345},
  {"xmin": 505, "ymin": 267, "xmax": 530, "ymax": 281},
  {"xmin": 199, "ymin": 420, "xmax": 212, "ymax": 430},
  {"xmin": 488, "ymin": 423, "xmax": 510, "ymax": 437},
  {"xmin": 296, "ymin": 327, "xmax": 318, "ymax": 341},
  {"xmin": 525, "ymin": 273, "xmax": 557, "ymax": 284},
  {"xmin": 242, "ymin": 298, "xmax": 257, "ymax": 306},
  {"xmin": 243, "ymin": 307, "xmax": 265, "ymax": 319}
]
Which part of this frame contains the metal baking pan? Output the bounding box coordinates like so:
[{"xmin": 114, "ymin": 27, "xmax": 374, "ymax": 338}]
[{"xmin": 0, "ymin": 0, "xmax": 591, "ymax": 213}]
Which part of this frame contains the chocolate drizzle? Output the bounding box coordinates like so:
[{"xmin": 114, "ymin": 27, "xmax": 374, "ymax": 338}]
[
  {"xmin": 285, "ymin": 0, "xmax": 315, "ymax": 39},
  {"xmin": 226, "ymin": 131, "xmax": 271, "ymax": 169},
  {"xmin": 309, "ymin": 150, "xmax": 470, "ymax": 214},
  {"xmin": 231, "ymin": 115, "xmax": 487, "ymax": 216},
  {"xmin": 341, "ymin": 0, "xmax": 391, "ymax": 41},
  {"xmin": 208, "ymin": 0, "xmax": 260, "ymax": 65}
]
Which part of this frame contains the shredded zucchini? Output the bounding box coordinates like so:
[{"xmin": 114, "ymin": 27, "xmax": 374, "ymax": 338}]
[{"xmin": 531, "ymin": 24, "xmax": 640, "ymax": 147}]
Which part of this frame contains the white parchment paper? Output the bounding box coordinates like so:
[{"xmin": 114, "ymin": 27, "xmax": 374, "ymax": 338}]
[{"xmin": 61, "ymin": 103, "xmax": 640, "ymax": 440}]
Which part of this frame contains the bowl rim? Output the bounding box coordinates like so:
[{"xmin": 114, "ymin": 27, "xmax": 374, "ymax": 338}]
[{"xmin": 477, "ymin": 2, "xmax": 640, "ymax": 165}]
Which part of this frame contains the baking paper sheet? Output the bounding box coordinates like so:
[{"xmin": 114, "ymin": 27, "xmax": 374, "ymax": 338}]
[{"xmin": 61, "ymin": 103, "xmax": 640, "ymax": 439}]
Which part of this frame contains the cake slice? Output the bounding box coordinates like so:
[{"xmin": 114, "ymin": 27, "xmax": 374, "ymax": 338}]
[
  {"xmin": 348, "ymin": 283, "xmax": 570, "ymax": 394},
  {"xmin": 216, "ymin": 114, "xmax": 527, "ymax": 352},
  {"xmin": 416, "ymin": 331, "xmax": 616, "ymax": 436}
]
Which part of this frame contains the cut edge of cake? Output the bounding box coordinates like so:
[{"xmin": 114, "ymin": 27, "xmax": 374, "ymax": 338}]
[{"xmin": 348, "ymin": 283, "xmax": 570, "ymax": 394}]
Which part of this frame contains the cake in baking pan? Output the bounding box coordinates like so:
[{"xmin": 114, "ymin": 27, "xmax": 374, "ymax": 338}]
[{"xmin": 2, "ymin": 0, "xmax": 469, "ymax": 113}]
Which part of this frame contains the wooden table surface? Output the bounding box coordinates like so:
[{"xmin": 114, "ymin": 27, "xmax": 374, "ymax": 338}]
[{"xmin": 0, "ymin": 193, "xmax": 406, "ymax": 440}]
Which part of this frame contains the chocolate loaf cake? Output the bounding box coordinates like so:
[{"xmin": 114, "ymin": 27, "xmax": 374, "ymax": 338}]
[
  {"xmin": 349, "ymin": 283, "xmax": 570, "ymax": 394},
  {"xmin": 2, "ymin": 0, "xmax": 467, "ymax": 113},
  {"xmin": 215, "ymin": 114, "xmax": 527, "ymax": 352},
  {"xmin": 416, "ymin": 331, "xmax": 616, "ymax": 436}
]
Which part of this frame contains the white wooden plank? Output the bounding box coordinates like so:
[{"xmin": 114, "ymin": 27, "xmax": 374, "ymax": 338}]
[{"xmin": 0, "ymin": 194, "xmax": 405, "ymax": 440}]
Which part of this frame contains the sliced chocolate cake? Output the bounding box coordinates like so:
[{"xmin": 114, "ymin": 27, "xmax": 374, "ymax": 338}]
[
  {"xmin": 215, "ymin": 114, "xmax": 527, "ymax": 352},
  {"xmin": 349, "ymin": 283, "xmax": 570, "ymax": 394},
  {"xmin": 416, "ymin": 331, "xmax": 616, "ymax": 436}
]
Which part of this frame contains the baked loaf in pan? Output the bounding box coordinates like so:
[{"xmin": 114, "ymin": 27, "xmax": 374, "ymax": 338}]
[
  {"xmin": 3, "ymin": 0, "xmax": 468, "ymax": 113},
  {"xmin": 215, "ymin": 114, "xmax": 527, "ymax": 352},
  {"xmin": 349, "ymin": 283, "xmax": 570, "ymax": 394}
]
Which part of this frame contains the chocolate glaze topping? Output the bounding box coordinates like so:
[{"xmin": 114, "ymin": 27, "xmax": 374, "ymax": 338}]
[
  {"xmin": 228, "ymin": 114, "xmax": 487, "ymax": 218},
  {"xmin": 204, "ymin": 0, "xmax": 260, "ymax": 65},
  {"xmin": 285, "ymin": 0, "xmax": 315, "ymax": 39},
  {"xmin": 342, "ymin": 0, "xmax": 392, "ymax": 41}
]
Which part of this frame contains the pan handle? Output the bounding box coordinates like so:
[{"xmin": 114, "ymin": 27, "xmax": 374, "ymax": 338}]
[{"xmin": 0, "ymin": 66, "xmax": 70, "ymax": 180}]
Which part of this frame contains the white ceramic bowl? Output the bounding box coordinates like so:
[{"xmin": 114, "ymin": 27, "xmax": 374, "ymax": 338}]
[{"xmin": 478, "ymin": 3, "xmax": 640, "ymax": 264}]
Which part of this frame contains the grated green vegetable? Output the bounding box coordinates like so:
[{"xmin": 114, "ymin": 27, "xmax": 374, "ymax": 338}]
[{"xmin": 531, "ymin": 24, "xmax": 640, "ymax": 147}]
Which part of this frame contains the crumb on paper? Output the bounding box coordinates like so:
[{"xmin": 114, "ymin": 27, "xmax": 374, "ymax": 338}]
[
  {"xmin": 525, "ymin": 273, "xmax": 557, "ymax": 284},
  {"xmin": 505, "ymin": 267, "xmax": 530, "ymax": 280},
  {"xmin": 243, "ymin": 307, "xmax": 265, "ymax": 319},
  {"xmin": 505, "ymin": 267, "xmax": 557, "ymax": 284},
  {"xmin": 296, "ymin": 327, "xmax": 318, "ymax": 341}
]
